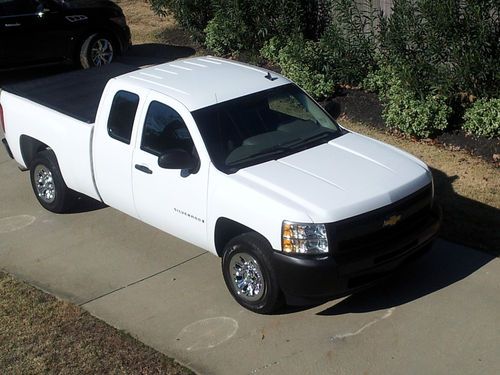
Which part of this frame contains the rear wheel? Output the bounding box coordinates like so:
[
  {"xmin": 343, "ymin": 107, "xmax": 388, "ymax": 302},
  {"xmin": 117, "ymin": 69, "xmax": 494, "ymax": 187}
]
[
  {"xmin": 80, "ymin": 33, "xmax": 115, "ymax": 69},
  {"xmin": 222, "ymin": 233, "xmax": 284, "ymax": 314},
  {"xmin": 30, "ymin": 150, "xmax": 73, "ymax": 213}
]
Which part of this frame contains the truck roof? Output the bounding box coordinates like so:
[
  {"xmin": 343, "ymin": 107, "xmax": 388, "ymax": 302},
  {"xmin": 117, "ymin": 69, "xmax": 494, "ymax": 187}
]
[{"xmin": 117, "ymin": 56, "xmax": 290, "ymax": 111}]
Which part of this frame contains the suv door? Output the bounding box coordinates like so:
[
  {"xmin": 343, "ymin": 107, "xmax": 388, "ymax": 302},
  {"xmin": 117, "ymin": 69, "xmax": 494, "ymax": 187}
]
[
  {"xmin": 132, "ymin": 94, "xmax": 209, "ymax": 248},
  {"xmin": 0, "ymin": 0, "xmax": 67, "ymax": 68}
]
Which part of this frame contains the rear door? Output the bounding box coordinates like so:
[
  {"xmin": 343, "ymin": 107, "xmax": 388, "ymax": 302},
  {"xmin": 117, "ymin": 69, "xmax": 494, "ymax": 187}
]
[
  {"xmin": 131, "ymin": 93, "xmax": 209, "ymax": 248},
  {"xmin": 92, "ymin": 86, "xmax": 143, "ymax": 218}
]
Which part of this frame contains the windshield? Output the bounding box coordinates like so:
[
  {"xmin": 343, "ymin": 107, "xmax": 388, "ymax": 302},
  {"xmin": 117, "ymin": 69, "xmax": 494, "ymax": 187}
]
[{"xmin": 192, "ymin": 84, "xmax": 343, "ymax": 173}]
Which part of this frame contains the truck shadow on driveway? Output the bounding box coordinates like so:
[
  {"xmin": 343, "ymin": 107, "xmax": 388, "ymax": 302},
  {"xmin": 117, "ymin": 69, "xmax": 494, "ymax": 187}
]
[
  {"xmin": 67, "ymin": 194, "xmax": 108, "ymax": 214},
  {"xmin": 316, "ymin": 165, "xmax": 499, "ymax": 316},
  {"xmin": 316, "ymin": 242, "xmax": 494, "ymax": 316},
  {"xmin": 284, "ymin": 165, "xmax": 498, "ymax": 316}
]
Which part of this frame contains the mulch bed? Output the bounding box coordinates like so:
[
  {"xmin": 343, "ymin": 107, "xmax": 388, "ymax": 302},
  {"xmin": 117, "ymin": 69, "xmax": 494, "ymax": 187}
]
[{"xmin": 330, "ymin": 89, "xmax": 499, "ymax": 166}]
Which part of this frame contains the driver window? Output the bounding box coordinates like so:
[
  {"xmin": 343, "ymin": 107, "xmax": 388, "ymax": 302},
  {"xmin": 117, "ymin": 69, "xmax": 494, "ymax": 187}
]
[{"xmin": 141, "ymin": 101, "xmax": 194, "ymax": 156}]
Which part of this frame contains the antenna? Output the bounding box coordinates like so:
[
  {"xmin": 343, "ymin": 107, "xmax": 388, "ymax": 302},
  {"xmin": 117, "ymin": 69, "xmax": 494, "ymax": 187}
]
[{"xmin": 265, "ymin": 72, "xmax": 278, "ymax": 81}]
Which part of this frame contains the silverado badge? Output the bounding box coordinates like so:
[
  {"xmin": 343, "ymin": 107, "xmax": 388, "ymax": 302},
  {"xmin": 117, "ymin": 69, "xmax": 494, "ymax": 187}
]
[{"xmin": 383, "ymin": 214, "xmax": 402, "ymax": 227}]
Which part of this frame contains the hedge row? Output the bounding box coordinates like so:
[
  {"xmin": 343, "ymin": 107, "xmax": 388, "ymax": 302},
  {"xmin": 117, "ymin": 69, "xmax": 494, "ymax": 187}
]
[{"xmin": 150, "ymin": 0, "xmax": 500, "ymax": 138}]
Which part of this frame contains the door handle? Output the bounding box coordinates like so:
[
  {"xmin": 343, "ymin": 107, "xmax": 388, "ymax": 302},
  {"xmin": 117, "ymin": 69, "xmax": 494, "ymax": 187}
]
[
  {"xmin": 135, "ymin": 164, "xmax": 153, "ymax": 174},
  {"xmin": 5, "ymin": 23, "xmax": 21, "ymax": 27}
]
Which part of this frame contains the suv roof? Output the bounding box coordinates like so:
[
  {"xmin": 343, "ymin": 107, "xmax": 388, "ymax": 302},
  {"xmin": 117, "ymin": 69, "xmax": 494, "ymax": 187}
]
[{"xmin": 117, "ymin": 56, "xmax": 290, "ymax": 111}]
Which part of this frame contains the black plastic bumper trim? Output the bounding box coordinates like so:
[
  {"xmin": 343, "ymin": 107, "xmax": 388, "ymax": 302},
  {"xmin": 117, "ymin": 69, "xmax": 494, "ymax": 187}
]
[{"xmin": 270, "ymin": 205, "xmax": 442, "ymax": 304}]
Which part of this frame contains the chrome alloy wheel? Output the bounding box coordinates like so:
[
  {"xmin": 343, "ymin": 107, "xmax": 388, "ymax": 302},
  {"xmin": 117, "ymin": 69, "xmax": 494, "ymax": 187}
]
[
  {"xmin": 90, "ymin": 38, "xmax": 113, "ymax": 66},
  {"xmin": 229, "ymin": 253, "xmax": 265, "ymax": 302},
  {"xmin": 34, "ymin": 164, "xmax": 56, "ymax": 204}
]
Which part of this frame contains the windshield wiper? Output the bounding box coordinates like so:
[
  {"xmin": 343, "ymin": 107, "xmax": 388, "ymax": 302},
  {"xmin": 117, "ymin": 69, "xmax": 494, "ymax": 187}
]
[
  {"xmin": 298, "ymin": 130, "xmax": 338, "ymax": 145},
  {"xmin": 226, "ymin": 131, "xmax": 339, "ymax": 168},
  {"xmin": 227, "ymin": 138, "xmax": 302, "ymax": 166}
]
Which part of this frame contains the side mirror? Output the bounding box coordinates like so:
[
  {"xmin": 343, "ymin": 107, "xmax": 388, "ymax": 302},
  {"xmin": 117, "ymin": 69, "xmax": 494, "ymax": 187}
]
[{"xmin": 158, "ymin": 149, "xmax": 197, "ymax": 170}]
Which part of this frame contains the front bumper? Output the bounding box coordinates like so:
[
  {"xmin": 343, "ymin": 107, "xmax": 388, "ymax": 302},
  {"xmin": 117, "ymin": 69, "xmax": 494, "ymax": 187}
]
[
  {"xmin": 270, "ymin": 204, "xmax": 442, "ymax": 304},
  {"xmin": 2, "ymin": 138, "xmax": 13, "ymax": 159}
]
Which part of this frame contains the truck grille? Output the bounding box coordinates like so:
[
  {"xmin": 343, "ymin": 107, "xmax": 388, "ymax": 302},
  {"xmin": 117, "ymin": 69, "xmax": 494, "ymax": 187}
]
[{"xmin": 328, "ymin": 184, "xmax": 433, "ymax": 263}]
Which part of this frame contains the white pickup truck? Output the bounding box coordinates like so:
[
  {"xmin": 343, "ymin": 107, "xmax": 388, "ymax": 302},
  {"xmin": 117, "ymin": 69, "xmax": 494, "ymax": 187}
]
[{"xmin": 1, "ymin": 57, "xmax": 441, "ymax": 313}]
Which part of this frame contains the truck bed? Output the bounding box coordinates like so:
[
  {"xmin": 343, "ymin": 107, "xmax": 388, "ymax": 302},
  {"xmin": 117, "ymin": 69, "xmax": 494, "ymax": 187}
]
[{"xmin": 2, "ymin": 63, "xmax": 137, "ymax": 124}]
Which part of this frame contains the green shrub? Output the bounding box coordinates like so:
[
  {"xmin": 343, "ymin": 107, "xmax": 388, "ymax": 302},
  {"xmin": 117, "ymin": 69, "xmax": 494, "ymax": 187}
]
[
  {"xmin": 380, "ymin": 0, "xmax": 500, "ymax": 100},
  {"xmin": 204, "ymin": 8, "xmax": 249, "ymax": 55},
  {"xmin": 261, "ymin": 0, "xmax": 379, "ymax": 98},
  {"xmin": 362, "ymin": 59, "xmax": 392, "ymax": 93},
  {"xmin": 463, "ymin": 99, "xmax": 500, "ymax": 138},
  {"xmin": 320, "ymin": 0, "xmax": 379, "ymax": 85},
  {"xmin": 262, "ymin": 36, "xmax": 335, "ymax": 100},
  {"xmin": 205, "ymin": 0, "xmax": 303, "ymax": 54},
  {"xmin": 383, "ymin": 80, "xmax": 451, "ymax": 138}
]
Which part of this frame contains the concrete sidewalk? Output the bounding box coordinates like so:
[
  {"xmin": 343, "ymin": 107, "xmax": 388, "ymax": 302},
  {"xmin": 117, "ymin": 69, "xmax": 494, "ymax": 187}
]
[{"xmin": 1, "ymin": 150, "xmax": 499, "ymax": 375}]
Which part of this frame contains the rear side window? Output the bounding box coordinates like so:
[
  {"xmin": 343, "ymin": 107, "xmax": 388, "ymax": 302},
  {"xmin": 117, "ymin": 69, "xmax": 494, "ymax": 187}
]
[
  {"xmin": 0, "ymin": 0, "xmax": 39, "ymax": 16},
  {"xmin": 107, "ymin": 91, "xmax": 139, "ymax": 144}
]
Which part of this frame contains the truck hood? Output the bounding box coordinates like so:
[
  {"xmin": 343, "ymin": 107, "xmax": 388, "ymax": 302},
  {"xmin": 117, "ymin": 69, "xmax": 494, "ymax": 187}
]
[{"xmin": 234, "ymin": 132, "xmax": 431, "ymax": 223}]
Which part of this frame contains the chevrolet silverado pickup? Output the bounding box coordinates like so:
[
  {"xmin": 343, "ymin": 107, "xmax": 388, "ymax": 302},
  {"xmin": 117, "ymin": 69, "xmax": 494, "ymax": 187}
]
[{"xmin": 0, "ymin": 57, "xmax": 441, "ymax": 313}]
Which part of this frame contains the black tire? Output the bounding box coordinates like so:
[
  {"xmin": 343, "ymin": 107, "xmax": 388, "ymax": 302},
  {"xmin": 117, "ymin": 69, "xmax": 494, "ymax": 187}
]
[
  {"xmin": 222, "ymin": 232, "xmax": 284, "ymax": 314},
  {"xmin": 80, "ymin": 33, "xmax": 115, "ymax": 69},
  {"xmin": 29, "ymin": 150, "xmax": 73, "ymax": 213}
]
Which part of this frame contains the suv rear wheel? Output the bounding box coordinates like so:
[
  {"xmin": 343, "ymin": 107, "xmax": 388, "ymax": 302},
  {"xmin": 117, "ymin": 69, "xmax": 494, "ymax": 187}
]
[{"xmin": 80, "ymin": 33, "xmax": 115, "ymax": 69}]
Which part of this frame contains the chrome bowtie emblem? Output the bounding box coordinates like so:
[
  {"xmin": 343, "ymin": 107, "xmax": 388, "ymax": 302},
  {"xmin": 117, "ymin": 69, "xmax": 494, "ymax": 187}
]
[{"xmin": 383, "ymin": 214, "xmax": 402, "ymax": 227}]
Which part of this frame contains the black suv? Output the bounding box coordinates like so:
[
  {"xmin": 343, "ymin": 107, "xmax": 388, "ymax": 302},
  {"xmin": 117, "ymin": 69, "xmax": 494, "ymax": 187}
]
[{"xmin": 0, "ymin": 0, "xmax": 131, "ymax": 70}]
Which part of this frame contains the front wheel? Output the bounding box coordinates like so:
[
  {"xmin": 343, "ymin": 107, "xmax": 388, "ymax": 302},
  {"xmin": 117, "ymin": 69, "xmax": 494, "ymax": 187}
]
[
  {"xmin": 80, "ymin": 33, "xmax": 115, "ymax": 69},
  {"xmin": 30, "ymin": 150, "xmax": 73, "ymax": 213},
  {"xmin": 222, "ymin": 233, "xmax": 284, "ymax": 314}
]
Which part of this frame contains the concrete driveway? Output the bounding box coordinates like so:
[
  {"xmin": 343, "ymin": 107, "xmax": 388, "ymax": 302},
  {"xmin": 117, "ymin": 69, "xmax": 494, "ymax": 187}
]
[{"xmin": 1, "ymin": 143, "xmax": 499, "ymax": 374}]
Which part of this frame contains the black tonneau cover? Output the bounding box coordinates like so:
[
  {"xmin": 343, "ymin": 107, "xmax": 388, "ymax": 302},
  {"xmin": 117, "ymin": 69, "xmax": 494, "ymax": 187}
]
[{"xmin": 2, "ymin": 64, "xmax": 137, "ymax": 124}]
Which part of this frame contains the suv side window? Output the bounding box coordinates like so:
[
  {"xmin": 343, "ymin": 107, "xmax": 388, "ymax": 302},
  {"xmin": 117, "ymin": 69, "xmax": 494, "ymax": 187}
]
[
  {"xmin": 141, "ymin": 101, "xmax": 194, "ymax": 156},
  {"xmin": 107, "ymin": 90, "xmax": 139, "ymax": 144},
  {"xmin": 0, "ymin": 0, "xmax": 39, "ymax": 16}
]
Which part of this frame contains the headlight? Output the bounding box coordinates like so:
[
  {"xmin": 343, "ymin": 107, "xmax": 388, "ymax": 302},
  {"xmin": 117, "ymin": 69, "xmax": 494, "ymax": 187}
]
[{"xmin": 281, "ymin": 221, "xmax": 329, "ymax": 255}]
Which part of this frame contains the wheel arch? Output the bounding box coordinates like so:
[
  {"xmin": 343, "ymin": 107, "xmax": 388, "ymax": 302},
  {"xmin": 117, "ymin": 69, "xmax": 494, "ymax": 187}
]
[
  {"xmin": 214, "ymin": 217, "xmax": 272, "ymax": 257},
  {"xmin": 19, "ymin": 135, "xmax": 50, "ymax": 169}
]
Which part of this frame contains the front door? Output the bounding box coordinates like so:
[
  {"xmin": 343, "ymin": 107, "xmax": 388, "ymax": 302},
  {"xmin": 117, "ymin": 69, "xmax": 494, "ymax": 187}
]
[
  {"xmin": 132, "ymin": 94, "xmax": 209, "ymax": 248},
  {"xmin": 0, "ymin": 0, "xmax": 66, "ymax": 68}
]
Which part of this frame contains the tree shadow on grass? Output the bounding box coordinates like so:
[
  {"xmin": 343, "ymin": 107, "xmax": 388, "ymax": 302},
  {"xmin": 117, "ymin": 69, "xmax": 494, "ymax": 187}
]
[{"xmin": 431, "ymin": 167, "xmax": 500, "ymax": 257}]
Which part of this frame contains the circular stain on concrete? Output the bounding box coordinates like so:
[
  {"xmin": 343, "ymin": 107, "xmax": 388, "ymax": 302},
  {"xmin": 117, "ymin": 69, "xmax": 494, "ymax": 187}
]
[
  {"xmin": 0, "ymin": 215, "xmax": 36, "ymax": 234},
  {"xmin": 177, "ymin": 317, "xmax": 239, "ymax": 351}
]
